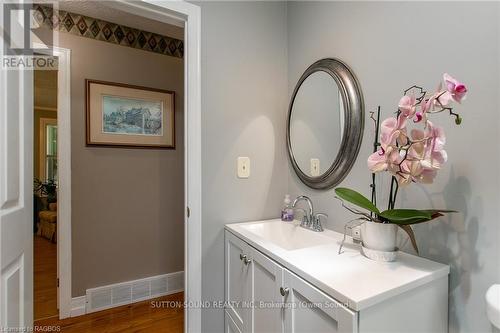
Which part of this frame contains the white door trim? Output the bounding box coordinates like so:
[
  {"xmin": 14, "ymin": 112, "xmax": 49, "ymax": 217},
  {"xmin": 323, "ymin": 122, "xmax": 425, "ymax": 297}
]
[{"xmin": 53, "ymin": 46, "xmax": 71, "ymax": 319}]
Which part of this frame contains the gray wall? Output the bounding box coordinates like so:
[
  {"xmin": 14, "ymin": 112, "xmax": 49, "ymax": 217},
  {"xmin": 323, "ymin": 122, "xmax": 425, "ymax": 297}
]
[
  {"xmin": 196, "ymin": 2, "xmax": 288, "ymax": 332},
  {"xmin": 37, "ymin": 28, "xmax": 185, "ymax": 296},
  {"xmin": 287, "ymin": 2, "xmax": 499, "ymax": 332}
]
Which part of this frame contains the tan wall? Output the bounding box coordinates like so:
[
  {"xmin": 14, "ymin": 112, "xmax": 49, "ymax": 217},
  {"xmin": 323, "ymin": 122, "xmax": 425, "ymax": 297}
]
[{"xmin": 37, "ymin": 28, "xmax": 184, "ymax": 296}]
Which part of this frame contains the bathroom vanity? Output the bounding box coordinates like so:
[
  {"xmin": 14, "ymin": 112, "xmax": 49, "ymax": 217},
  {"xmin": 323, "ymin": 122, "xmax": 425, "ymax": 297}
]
[{"xmin": 224, "ymin": 219, "xmax": 449, "ymax": 333}]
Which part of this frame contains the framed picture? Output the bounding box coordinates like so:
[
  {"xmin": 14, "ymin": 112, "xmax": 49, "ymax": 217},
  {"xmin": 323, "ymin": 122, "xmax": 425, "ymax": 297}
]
[{"xmin": 86, "ymin": 79, "xmax": 175, "ymax": 149}]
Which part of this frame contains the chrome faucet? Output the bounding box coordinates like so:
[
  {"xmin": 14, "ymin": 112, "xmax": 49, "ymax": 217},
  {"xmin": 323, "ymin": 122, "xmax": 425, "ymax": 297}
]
[{"xmin": 291, "ymin": 196, "xmax": 327, "ymax": 232}]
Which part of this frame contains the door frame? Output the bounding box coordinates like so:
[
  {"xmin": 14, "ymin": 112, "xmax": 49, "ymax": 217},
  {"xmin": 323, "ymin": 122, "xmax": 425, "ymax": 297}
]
[
  {"xmin": 53, "ymin": 46, "xmax": 71, "ymax": 319},
  {"xmin": 37, "ymin": 1, "xmax": 202, "ymax": 330}
]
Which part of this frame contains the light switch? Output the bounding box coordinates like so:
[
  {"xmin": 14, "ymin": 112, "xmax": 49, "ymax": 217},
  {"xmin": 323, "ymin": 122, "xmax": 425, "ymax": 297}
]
[
  {"xmin": 310, "ymin": 158, "xmax": 320, "ymax": 176},
  {"xmin": 237, "ymin": 157, "xmax": 250, "ymax": 178}
]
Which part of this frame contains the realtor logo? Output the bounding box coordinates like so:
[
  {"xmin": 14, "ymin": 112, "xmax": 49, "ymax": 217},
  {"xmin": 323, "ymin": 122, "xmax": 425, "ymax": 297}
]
[{"xmin": 2, "ymin": 3, "xmax": 57, "ymax": 69}]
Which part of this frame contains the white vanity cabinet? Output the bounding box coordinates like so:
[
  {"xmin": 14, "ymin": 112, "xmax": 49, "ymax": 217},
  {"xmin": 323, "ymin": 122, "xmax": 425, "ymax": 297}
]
[
  {"xmin": 225, "ymin": 231, "xmax": 284, "ymax": 333},
  {"xmin": 225, "ymin": 221, "xmax": 449, "ymax": 333},
  {"xmin": 225, "ymin": 231, "xmax": 356, "ymax": 333},
  {"xmin": 283, "ymin": 270, "xmax": 357, "ymax": 333}
]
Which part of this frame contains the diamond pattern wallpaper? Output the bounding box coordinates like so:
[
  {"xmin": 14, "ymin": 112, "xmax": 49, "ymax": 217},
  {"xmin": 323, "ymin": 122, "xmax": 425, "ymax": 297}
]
[{"xmin": 33, "ymin": 4, "xmax": 184, "ymax": 59}]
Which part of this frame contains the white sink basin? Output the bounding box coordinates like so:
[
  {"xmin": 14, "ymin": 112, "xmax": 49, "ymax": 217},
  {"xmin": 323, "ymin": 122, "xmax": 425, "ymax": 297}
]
[{"xmin": 240, "ymin": 220, "xmax": 334, "ymax": 250}]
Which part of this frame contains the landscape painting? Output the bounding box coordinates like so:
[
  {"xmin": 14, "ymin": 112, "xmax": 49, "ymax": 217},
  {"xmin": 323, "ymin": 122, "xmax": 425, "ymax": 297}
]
[
  {"xmin": 86, "ymin": 80, "xmax": 175, "ymax": 149},
  {"xmin": 102, "ymin": 96, "xmax": 163, "ymax": 136}
]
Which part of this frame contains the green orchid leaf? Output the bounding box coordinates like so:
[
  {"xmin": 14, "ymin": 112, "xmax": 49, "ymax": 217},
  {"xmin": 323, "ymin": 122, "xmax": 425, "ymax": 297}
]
[
  {"xmin": 405, "ymin": 212, "xmax": 445, "ymax": 225},
  {"xmin": 420, "ymin": 209, "xmax": 457, "ymax": 215},
  {"xmin": 378, "ymin": 209, "xmax": 432, "ymax": 225},
  {"xmin": 335, "ymin": 188, "xmax": 380, "ymax": 214},
  {"xmin": 394, "ymin": 209, "xmax": 456, "ymax": 225}
]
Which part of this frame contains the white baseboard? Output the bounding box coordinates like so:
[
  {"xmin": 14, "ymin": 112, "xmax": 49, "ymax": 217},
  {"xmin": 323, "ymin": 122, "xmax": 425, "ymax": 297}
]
[
  {"xmin": 81, "ymin": 271, "xmax": 184, "ymax": 314},
  {"xmin": 70, "ymin": 296, "xmax": 86, "ymax": 317}
]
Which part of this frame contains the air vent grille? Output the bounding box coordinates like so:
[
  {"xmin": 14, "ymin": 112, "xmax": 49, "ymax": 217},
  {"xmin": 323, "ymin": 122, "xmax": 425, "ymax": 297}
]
[{"xmin": 86, "ymin": 271, "xmax": 184, "ymax": 313}]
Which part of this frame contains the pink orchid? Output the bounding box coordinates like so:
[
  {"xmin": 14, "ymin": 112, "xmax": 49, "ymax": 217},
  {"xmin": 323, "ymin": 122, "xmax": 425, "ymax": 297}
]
[
  {"xmin": 380, "ymin": 117, "xmax": 407, "ymax": 148},
  {"xmin": 414, "ymin": 112, "xmax": 423, "ymax": 123},
  {"xmin": 367, "ymin": 117, "xmax": 407, "ymax": 173},
  {"xmin": 435, "ymin": 91, "xmax": 453, "ymax": 106},
  {"xmin": 367, "ymin": 151, "xmax": 388, "ymax": 173},
  {"xmin": 367, "ymin": 74, "xmax": 465, "ymax": 187},
  {"xmin": 418, "ymin": 92, "xmax": 438, "ymax": 122},
  {"xmin": 398, "ymin": 159, "xmax": 423, "ymax": 186},
  {"xmin": 409, "ymin": 129, "xmax": 426, "ymax": 159},
  {"xmin": 398, "ymin": 95, "xmax": 417, "ymax": 119},
  {"xmin": 398, "ymin": 157, "xmax": 438, "ymax": 186},
  {"xmin": 443, "ymin": 73, "xmax": 467, "ymax": 104},
  {"xmin": 421, "ymin": 121, "xmax": 447, "ymax": 170},
  {"xmin": 418, "ymin": 168, "xmax": 438, "ymax": 184},
  {"xmin": 383, "ymin": 121, "xmax": 447, "ymax": 185}
]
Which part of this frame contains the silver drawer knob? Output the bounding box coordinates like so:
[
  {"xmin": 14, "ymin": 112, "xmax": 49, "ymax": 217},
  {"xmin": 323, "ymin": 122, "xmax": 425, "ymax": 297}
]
[
  {"xmin": 243, "ymin": 257, "xmax": 252, "ymax": 265},
  {"xmin": 280, "ymin": 287, "xmax": 289, "ymax": 296}
]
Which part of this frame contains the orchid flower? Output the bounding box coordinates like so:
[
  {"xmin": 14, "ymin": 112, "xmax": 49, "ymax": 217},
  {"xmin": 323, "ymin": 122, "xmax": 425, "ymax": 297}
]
[
  {"xmin": 367, "ymin": 73, "xmax": 465, "ymax": 187},
  {"xmin": 444, "ymin": 73, "xmax": 468, "ymax": 104},
  {"xmin": 367, "ymin": 117, "xmax": 406, "ymax": 173},
  {"xmin": 421, "ymin": 121, "xmax": 448, "ymax": 170},
  {"xmin": 398, "ymin": 95, "xmax": 417, "ymax": 119}
]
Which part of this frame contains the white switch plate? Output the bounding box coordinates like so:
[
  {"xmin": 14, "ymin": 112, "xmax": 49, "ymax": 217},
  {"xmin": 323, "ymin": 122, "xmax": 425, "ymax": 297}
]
[
  {"xmin": 237, "ymin": 157, "xmax": 250, "ymax": 178},
  {"xmin": 310, "ymin": 158, "xmax": 320, "ymax": 177}
]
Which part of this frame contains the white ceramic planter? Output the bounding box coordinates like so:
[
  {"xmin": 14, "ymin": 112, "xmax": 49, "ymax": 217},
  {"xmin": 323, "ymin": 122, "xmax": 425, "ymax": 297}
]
[{"xmin": 361, "ymin": 222, "xmax": 398, "ymax": 252}]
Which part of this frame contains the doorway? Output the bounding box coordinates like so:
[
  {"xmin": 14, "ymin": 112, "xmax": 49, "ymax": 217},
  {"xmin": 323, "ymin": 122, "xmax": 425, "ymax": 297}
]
[
  {"xmin": 33, "ymin": 67, "xmax": 59, "ymax": 321},
  {"xmin": 0, "ymin": 1, "xmax": 200, "ymax": 331},
  {"xmin": 29, "ymin": 3, "xmax": 201, "ymax": 325}
]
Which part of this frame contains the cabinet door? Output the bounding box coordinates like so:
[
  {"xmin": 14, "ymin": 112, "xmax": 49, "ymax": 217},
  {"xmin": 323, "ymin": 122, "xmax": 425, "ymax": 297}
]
[
  {"xmin": 225, "ymin": 231, "xmax": 252, "ymax": 331},
  {"xmin": 226, "ymin": 310, "xmax": 243, "ymax": 333},
  {"xmin": 283, "ymin": 270, "xmax": 357, "ymax": 333},
  {"xmin": 249, "ymin": 247, "xmax": 284, "ymax": 333}
]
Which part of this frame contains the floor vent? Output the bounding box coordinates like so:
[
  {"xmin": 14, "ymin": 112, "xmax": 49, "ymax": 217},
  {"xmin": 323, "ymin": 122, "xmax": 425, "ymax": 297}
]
[{"xmin": 86, "ymin": 271, "xmax": 184, "ymax": 313}]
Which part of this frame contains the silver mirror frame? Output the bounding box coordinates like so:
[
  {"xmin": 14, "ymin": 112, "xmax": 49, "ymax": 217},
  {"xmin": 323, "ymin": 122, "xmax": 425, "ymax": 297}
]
[{"xmin": 287, "ymin": 58, "xmax": 365, "ymax": 190}]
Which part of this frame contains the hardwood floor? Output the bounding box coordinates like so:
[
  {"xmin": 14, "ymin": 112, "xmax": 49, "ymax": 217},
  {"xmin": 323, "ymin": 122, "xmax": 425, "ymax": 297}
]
[
  {"xmin": 34, "ymin": 235, "xmax": 58, "ymax": 320},
  {"xmin": 34, "ymin": 235, "xmax": 184, "ymax": 332},
  {"xmin": 34, "ymin": 293, "xmax": 184, "ymax": 333}
]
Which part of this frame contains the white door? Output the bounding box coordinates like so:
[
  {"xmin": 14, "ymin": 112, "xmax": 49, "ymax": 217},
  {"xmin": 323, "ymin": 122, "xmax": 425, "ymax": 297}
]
[
  {"xmin": 249, "ymin": 247, "xmax": 284, "ymax": 333},
  {"xmin": 0, "ymin": 4, "xmax": 34, "ymax": 329},
  {"xmin": 225, "ymin": 231, "xmax": 251, "ymax": 331},
  {"xmin": 283, "ymin": 270, "xmax": 357, "ymax": 333}
]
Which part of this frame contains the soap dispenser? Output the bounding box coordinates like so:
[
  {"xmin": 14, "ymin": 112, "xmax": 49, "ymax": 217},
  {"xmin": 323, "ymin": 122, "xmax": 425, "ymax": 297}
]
[{"xmin": 281, "ymin": 194, "xmax": 294, "ymax": 222}]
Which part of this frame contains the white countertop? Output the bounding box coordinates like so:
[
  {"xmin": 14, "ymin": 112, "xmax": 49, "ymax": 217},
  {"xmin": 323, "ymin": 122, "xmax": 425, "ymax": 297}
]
[{"xmin": 225, "ymin": 219, "xmax": 449, "ymax": 311}]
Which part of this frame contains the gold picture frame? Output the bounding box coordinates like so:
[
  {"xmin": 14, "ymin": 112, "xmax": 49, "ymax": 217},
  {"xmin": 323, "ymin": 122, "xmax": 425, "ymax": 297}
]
[{"xmin": 86, "ymin": 79, "xmax": 175, "ymax": 149}]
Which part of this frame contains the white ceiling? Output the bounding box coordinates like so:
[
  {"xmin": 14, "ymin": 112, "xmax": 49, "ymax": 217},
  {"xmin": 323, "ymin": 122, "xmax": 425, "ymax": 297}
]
[{"xmin": 39, "ymin": 1, "xmax": 184, "ymax": 40}]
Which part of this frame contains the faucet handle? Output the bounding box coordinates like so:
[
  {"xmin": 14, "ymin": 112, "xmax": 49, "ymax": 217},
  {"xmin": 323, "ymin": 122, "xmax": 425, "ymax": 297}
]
[
  {"xmin": 315, "ymin": 213, "xmax": 328, "ymax": 220},
  {"xmin": 313, "ymin": 213, "xmax": 328, "ymax": 232}
]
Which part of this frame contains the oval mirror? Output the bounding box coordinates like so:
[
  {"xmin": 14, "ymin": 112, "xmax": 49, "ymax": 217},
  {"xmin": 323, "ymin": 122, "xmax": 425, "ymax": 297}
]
[{"xmin": 287, "ymin": 58, "xmax": 364, "ymax": 190}]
